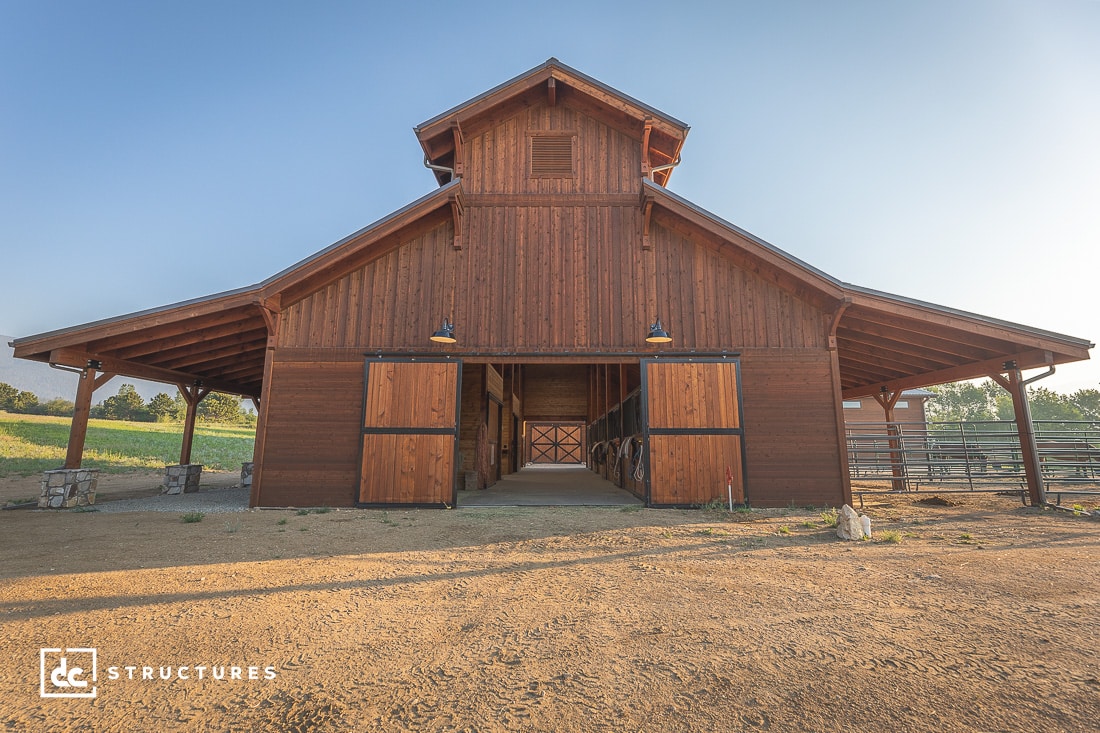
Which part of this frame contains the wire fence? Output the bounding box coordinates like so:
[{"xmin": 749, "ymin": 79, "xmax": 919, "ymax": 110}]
[{"xmin": 846, "ymin": 420, "xmax": 1100, "ymax": 496}]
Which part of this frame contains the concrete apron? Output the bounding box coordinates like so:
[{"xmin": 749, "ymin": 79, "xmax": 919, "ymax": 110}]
[{"xmin": 458, "ymin": 464, "xmax": 642, "ymax": 507}]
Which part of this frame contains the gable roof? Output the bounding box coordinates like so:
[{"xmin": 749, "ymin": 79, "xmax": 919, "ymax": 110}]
[
  {"xmin": 11, "ymin": 61, "xmax": 1092, "ymax": 402},
  {"xmin": 641, "ymin": 178, "xmax": 1092, "ymax": 396},
  {"xmin": 415, "ymin": 58, "xmax": 690, "ymax": 187}
]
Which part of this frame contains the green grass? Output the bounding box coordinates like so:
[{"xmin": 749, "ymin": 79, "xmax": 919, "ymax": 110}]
[
  {"xmin": 180, "ymin": 512, "xmax": 204, "ymax": 523},
  {"xmin": 0, "ymin": 411, "xmax": 255, "ymax": 477}
]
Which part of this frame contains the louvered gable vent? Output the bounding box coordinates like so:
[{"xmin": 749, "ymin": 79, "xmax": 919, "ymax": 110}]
[{"xmin": 530, "ymin": 134, "xmax": 574, "ymax": 177}]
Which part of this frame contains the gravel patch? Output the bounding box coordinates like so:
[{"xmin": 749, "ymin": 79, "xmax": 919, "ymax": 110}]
[{"xmin": 92, "ymin": 487, "xmax": 250, "ymax": 514}]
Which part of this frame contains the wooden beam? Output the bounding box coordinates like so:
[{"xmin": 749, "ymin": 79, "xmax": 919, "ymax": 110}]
[
  {"xmin": 451, "ymin": 122, "xmax": 465, "ymax": 177},
  {"xmin": 13, "ymin": 292, "xmax": 258, "ymax": 359},
  {"xmin": 148, "ymin": 336, "xmax": 268, "ymax": 371},
  {"xmin": 547, "ymin": 77, "xmax": 556, "ymax": 107},
  {"xmin": 827, "ymin": 298, "xmax": 852, "ymax": 350},
  {"xmin": 450, "ymin": 188, "xmax": 464, "ymax": 251},
  {"xmin": 49, "ymin": 347, "xmax": 255, "ymax": 398},
  {"xmin": 64, "ymin": 366, "xmax": 98, "ymax": 469},
  {"xmin": 141, "ymin": 330, "xmax": 267, "ymax": 367},
  {"xmin": 838, "ymin": 338, "xmax": 956, "ymax": 374},
  {"xmin": 842, "ymin": 310, "xmax": 1014, "ymax": 358},
  {"xmin": 641, "ymin": 118, "xmax": 653, "ymax": 178},
  {"xmin": 848, "ymin": 295, "xmax": 1092, "ymax": 357},
  {"xmin": 92, "ymin": 372, "xmax": 117, "ymax": 391},
  {"xmin": 837, "ymin": 323, "xmax": 994, "ymax": 364},
  {"xmin": 95, "ymin": 311, "xmax": 262, "ymax": 357},
  {"xmin": 842, "ymin": 349, "xmax": 1055, "ymax": 398}
]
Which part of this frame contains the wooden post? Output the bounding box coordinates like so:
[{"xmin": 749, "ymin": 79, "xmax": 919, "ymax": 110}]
[
  {"xmin": 994, "ymin": 364, "xmax": 1046, "ymax": 506},
  {"xmin": 64, "ymin": 365, "xmax": 98, "ymax": 469},
  {"xmin": 177, "ymin": 383, "xmax": 211, "ymax": 465},
  {"xmin": 827, "ymin": 299, "xmax": 853, "ymax": 505},
  {"xmin": 873, "ymin": 389, "xmax": 904, "ymax": 492}
]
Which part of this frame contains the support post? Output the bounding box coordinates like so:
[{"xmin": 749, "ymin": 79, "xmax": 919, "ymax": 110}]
[
  {"xmin": 177, "ymin": 383, "xmax": 211, "ymax": 465},
  {"xmin": 827, "ymin": 299, "xmax": 853, "ymax": 505},
  {"xmin": 873, "ymin": 388, "xmax": 905, "ymax": 492},
  {"xmin": 64, "ymin": 364, "xmax": 98, "ymax": 469},
  {"xmin": 997, "ymin": 363, "xmax": 1046, "ymax": 506}
]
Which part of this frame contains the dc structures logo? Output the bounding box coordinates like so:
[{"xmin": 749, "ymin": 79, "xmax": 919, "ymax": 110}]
[{"xmin": 40, "ymin": 648, "xmax": 97, "ymax": 699}]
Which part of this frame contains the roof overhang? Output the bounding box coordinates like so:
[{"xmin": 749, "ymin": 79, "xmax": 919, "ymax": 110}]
[
  {"xmin": 640, "ymin": 180, "xmax": 1092, "ymax": 397},
  {"xmin": 10, "ymin": 182, "xmax": 463, "ymax": 400}
]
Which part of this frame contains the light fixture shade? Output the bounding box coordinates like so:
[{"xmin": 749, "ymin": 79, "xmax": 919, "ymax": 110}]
[
  {"xmin": 430, "ymin": 318, "xmax": 457, "ymax": 343},
  {"xmin": 646, "ymin": 317, "xmax": 672, "ymax": 344}
]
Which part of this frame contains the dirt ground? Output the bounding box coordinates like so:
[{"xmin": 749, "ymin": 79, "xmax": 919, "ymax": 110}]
[{"xmin": 1, "ymin": 475, "xmax": 1098, "ymax": 732}]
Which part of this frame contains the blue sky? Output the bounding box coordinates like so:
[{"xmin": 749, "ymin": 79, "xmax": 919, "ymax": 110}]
[{"xmin": 2, "ymin": 1, "xmax": 1098, "ymax": 393}]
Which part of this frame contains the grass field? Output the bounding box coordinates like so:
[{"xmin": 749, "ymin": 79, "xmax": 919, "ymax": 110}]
[{"xmin": 0, "ymin": 411, "xmax": 255, "ymax": 476}]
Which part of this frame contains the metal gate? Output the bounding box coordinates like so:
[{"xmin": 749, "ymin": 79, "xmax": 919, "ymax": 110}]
[
  {"xmin": 358, "ymin": 358, "xmax": 461, "ymax": 506},
  {"xmin": 642, "ymin": 358, "xmax": 747, "ymax": 507},
  {"xmin": 528, "ymin": 422, "xmax": 584, "ymax": 464}
]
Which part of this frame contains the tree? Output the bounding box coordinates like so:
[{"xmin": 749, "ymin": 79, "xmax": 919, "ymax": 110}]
[
  {"xmin": 1026, "ymin": 387, "xmax": 1082, "ymax": 423},
  {"xmin": 101, "ymin": 384, "xmax": 149, "ymax": 421},
  {"xmin": 9, "ymin": 390, "xmax": 39, "ymax": 414},
  {"xmin": 198, "ymin": 392, "xmax": 243, "ymax": 423},
  {"xmin": 926, "ymin": 380, "xmax": 997, "ymax": 422},
  {"xmin": 146, "ymin": 392, "xmax": 179, "ymax": 421},
  {"xmin": 0, "ymin": 382, "xmax": 17, "ymax": 411},
  {"xmin": 1067, "ymin": 389, "xmax": 1100, "ymax": 422},
  {"xmin": 40, "ymin": 398, "xmax": 75, "ymax": 417}
]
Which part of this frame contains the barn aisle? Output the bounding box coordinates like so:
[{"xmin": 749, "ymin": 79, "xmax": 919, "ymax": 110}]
[{"xmin": 458, "ymin": 464, "xmax": 641, "ymax": 507}]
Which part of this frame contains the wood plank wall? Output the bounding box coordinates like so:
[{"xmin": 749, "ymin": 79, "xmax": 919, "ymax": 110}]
[
  {"xmin": 649, "ymin": 222, "xmax": 827, "ymax": 350},
  {"xmin": 465, "ymin": 101, "xmax": 642, "ymax": 195},
  {"xmin": 738, "ymin": 348, "xmax": 845, "ymax": 507},
  {"xmin": 459, "ymin": 366, "xmax": 485, "ymax": 475},
  {"xmin": 276, "ymin": 98, "xmax": 827, "ymax": 356},
  {"xmin": 277, "ymin": 215, "xmax": 826, "ymax": 354},
  {"xmin": 257, "ymin": 356, "xmax": 364, "ymax": 507},
  {"xmin": 522, "ymin": 365, "xmax": 588, "ymax": 421}
]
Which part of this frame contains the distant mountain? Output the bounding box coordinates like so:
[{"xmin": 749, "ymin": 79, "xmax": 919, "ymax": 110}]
[{"xmin": 1, "ymin": 335, "xmax": 170, "ymax": 404}]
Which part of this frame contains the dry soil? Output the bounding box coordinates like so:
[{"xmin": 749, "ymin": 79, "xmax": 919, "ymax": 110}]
[{"xmin": 1, "ymin": 474, "xmax": 1098, "ymax": 732}]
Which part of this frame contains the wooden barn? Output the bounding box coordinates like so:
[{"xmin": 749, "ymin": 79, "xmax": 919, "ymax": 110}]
[{"xmin": 12, "ymin": 59, "xmax": 1092, "ymax": 509}]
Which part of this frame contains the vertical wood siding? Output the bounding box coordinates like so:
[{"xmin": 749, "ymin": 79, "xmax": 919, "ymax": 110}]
[
  {"xmin": 278, "ymin": 214, "xmax": 826, "ymax": 354},
  {"xmin": 257, "ymin": 357, "xmax": 364, "ymax": 507},
  {"xmin": 464, "ymin": 101, "xmax": 642, "ymax": 195},
  {"xmin": 738, "ymin": 348, "xmax": 845, "ymax": 507}
]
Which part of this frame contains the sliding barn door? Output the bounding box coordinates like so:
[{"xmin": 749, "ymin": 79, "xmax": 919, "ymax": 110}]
[
  {"xmin": 642, "ymin": 358, "xmax": 746, "ymax": 507},
  {"xmin": 358, "ymin": 359, "xmax": 461, "ymax": 506}
]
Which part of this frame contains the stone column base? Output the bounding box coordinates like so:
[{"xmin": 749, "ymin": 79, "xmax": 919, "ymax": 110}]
[
  {"xmin": 163, "ymin": 464, "xmax": 202, "ymax": 494},
  {"xmin": 240, "ymin": 462, "xmax": 254, "ymax": 488},
  {"xmin": 39, "ymin": 469, "xmax": 98, "ymax": 509}
]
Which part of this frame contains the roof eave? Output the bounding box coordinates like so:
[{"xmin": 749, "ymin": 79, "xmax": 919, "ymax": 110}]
[{"xmin": 415, "ymin": 58, "xmax": 689, "ymax": 148}]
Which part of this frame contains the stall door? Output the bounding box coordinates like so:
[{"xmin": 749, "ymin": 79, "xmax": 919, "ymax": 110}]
[
  {"xmin": 642, "ymin": 358, "xmax": 746, "ymax": 507},
  {"xmin": 358, "ymin": 359, "xmax": 461, "ymax": 506},
  {"xmin": 528, "ymin": 423, "xmax": 584, "ymax": 464}
]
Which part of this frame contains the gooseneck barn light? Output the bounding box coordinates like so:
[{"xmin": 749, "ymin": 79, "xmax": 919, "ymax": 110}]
[
  {"xmin": 430, "ymin": 317, "xmax": 457, "ymax": 344},
  {"xmin": 646, "ymin": 316, "xmax": 672, "ymax": 344}
]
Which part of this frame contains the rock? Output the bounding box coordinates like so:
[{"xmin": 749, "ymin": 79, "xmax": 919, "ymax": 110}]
[
  {"xmin": 837, "ymin": 504, "xmax": 864, "ymax": 541},
  {"xmin": 860, "ymin": 514, "xmax": 872, "ymax": 539}
]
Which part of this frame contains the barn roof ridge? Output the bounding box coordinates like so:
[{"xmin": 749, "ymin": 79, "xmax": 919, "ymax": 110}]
[{"xmin": 414, "ymin": 57, "xmax": 690, "ymax": 136}]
